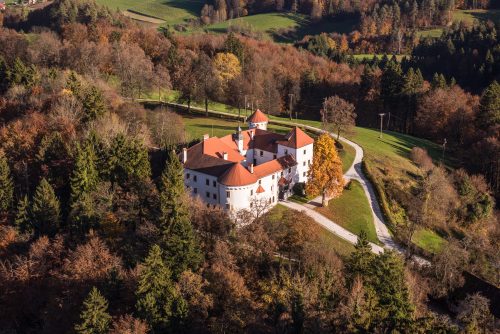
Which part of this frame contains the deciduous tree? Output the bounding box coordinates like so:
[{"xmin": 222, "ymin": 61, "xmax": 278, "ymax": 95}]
[
  {"xmin": 321, "ymin": 95, "xmax": 357, "ymax": 139},
  {"xmin": 306, "ymin": 134, "xmax": 344, "ymax": 206}
]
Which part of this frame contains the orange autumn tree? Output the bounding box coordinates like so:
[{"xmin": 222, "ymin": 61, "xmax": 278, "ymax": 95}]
[{"xmin": 306, "ymin": 133, "xmax": 344, "ymax": 207}]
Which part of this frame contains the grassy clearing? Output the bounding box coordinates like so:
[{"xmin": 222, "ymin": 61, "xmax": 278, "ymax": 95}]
[
  {"xmin": 95, "ymin": 0, "xmax": 204, "ymax": 26},
  {"xmin": 183, "ymin": 114, "xmax": 291, "ymax": 141},
  {"xmin": 339, "ymin": 140, "xmax": 356, "ymax": 173},
  {"xmin": 412, "ymin": 228, "xmax": 447, "ymax": 254},
  {"xmin": 316, "ymin": 180, "xmax": 380, "ymax": 245},
  {"xmin": 187, "ymin": 13, "xmax": 358, "ymax": 43},
  {"xmin": 267, "ymin": 205, "xmax": 355, "ymax": 257},
  {"xmin": 417, "ymin": 9, "xmax": 500, "ymax": 39}
]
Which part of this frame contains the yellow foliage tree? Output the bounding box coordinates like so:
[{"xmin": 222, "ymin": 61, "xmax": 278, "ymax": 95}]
[
  {"xmin": 306, "ymin": 133, "xmax": 344, "ymax": 207},
  {"xmin": 213, "ymin": 52, "xmax": 241, "ymax": 86}
]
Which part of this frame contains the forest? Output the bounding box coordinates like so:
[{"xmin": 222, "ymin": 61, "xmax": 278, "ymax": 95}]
[{"xmin": 0, "ymin": 0, "xmax": 499, "ymax": 333}]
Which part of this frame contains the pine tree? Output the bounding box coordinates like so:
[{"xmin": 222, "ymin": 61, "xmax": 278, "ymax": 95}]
[
  {"xmin": 67, "ymin": 71, "xmax": 82, "ymax": 97},
  {"xmin": 108, "ymin": 134, "xmax": 151, "ymax": 186},
  {"xmin": 346, "ymin": 230, "xmax": 374, "ymax": 281},
  {"xmin": 159, "ymin": 152, "xmax": 201, "ymax": 278},
  {"xmin": 75, "ymin": 287, "xmax": 112, "ymax": 334},
  {"xmin": 306, "ymin": 133, "xmax": 344, "ymax": 207},
  {"xmin": 71, "ymin": 142, "xmax": 99, "ymax": 204},
  {"xmin": 431, "ymin": 73, "xmax": 447, "ymax": 89},
  {"xmin": 32, "ymin": 178, "xmax": 61, "ymax": 237},
  {"xmin": 477, "ymin": 80, "xmax": 499, "ymax": 130},
  {"xmin": 8, "ymin": 57, "xmax": 27, "ymax": 86},
  {"xmin": 371, "ymin": 251, "xmax": 414, "ymax": 331},
  {"xmin": 14, "ymin": 195, "xmax": 32, "ymax": 234},
  {"xmin": 0, "ymin": 150, "xmax": 13, "ymax": 213},
  {"xmin": 82, "ymin": 86, "xmax": 107, "ymax": 123},
  {"xmin": 136, "ymin": 244, "xmax": 187, "ymax": 331}
]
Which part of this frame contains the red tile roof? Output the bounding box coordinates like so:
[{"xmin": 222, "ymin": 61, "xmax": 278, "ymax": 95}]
[
  {"xmin": 218, "ymin": 163, "xmax": 257, "ymax": 186},
  {"xmin": 278, "ymin": 127, "xmax": 314, "ymax": 149},
  {"xmin": 256, "ymin": 185, "xmax": 265, "ymax": 193},
  {"xmin": 247, "ymin": 109, "xmax": 268, "ymax": 123}
]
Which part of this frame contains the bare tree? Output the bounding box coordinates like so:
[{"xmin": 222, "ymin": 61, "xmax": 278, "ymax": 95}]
[{"xmin": 321, "ymin": 95, "xmax": 357, "ymax": 140}]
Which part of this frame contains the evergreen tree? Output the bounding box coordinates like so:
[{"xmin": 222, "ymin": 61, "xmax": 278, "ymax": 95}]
[
  {"xmin": 159, "ymin": 152, "xmax": 201, "ymax": 278},
  {"xmin": 136, "ymin": 244, "xmax": 188, "ymax": 331},
  {"xmin": 431, "ymin": 73, "xmax": 448, "ymax": 89},
  {"xmin": 32, "ymin": 178, "xmax": 61, "ymax": 237},
  {"xmin": 0, "ymin": 150, "xmax": 13, "ymax": 213},
  {"xmin": 371, "ymin": 251, "xmax": 414, "ymax": 332},
  {"xmin": 380, "ymin": 60, "xmax": 404, "ymax": 129},
  {"xmin": 477, "ymin": 80, "xmax": 499, "ymax": 130},
  {"xmin": 346, "ymin": 230, "xmax": 374, "ymax": 281},
  {"xmin": 67, "ymin": 71, "xmax": 82, "ymax": 96},
  {"xmin": 0, "ymin": 56, "xmax": 8, "ymax": 93},
  {"xmin": 75, "ymin": 287, "xmax": 112, "ymax": 334},
  {"xmin": 108, "ymin": 134, "xmax": 151, "ymax": 186},
  {"xmin": 71, "ymin": 142, "xmax": 99, "ymax": 204},
  {"xmin": 14, "ymin": 195, "xmax": 32, "ymax": 234},
  {"xmin": 7, "ymin": 58, "xmax": 27, "ymax": 86},
  {"xmin": 82, "ymin": 86, "xmax": 107, "ymax": 123}
]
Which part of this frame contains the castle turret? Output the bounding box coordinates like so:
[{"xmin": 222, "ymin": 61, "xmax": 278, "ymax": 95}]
[{"xmin": 247, "ymin": 109, "xmax": 268, "ymax": 130}]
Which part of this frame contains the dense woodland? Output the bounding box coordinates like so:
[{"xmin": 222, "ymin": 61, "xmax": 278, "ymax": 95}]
[{"xmin": 0, "ymin": 0, "xmax": 499, "ymax": 333}]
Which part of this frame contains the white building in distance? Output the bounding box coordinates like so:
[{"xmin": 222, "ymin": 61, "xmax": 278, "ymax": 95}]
[{"xmin": 181, "ymin": 109, "xmax": 314, "ymax": 212}]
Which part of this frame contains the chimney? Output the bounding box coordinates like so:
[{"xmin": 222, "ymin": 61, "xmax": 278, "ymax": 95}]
[
  {"xmin": 182, "ymin": 148, "xmax": 187, "ymax": 163},
  {"xmin": 203, "ymin": 134, "xmax": 209, "ymax": 141},
  {"xmin": 249, "ymin": 163, "xmax": 254, "ymax": 174},
  {"xmin": 223, "ymin": 152, "xmax": 228, "ymax": 160}
]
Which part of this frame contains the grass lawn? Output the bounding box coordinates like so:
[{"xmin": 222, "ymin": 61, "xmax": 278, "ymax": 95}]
[
  {"xmin": 182, "ymin": 114, "xmax": 291, "ymax": 141},
  {"xmin": 267, "ymin": 205, "xmax": 355, "ymax": 257},
  {"xmin": 187, "ymin": 13, "xmax": 358, "ymax": 43},
  {"xmin": 316, "ymin": 180, "xmax": 380, "ymax": 245},
  {"xmin": 412, "ymin": 228, "xmax": 447, "ymax": 254},
  {"xmin": 339, "ymin": 140, "xmax": 356, "ymax": 173},
  {"xmin": 95, "ymin": 0, "xmax": 204, "ymax": 26}
]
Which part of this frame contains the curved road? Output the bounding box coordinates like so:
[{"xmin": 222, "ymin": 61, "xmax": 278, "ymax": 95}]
[{"xmin": 148, "ymin": 100, "xmax": 425, "ymax": 262}]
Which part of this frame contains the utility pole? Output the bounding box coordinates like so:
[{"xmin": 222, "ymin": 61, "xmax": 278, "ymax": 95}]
[
  {"xmin": 288, "ymin": 94, "xmax": 294, "ymax": 120},
  {"xmin": 387, "ymin": 112, "xmax": 391, "ymax": 130},
  {"xmin": 442, "ymin": 138, "xmax": 447, "ymax": 162},
  {"xmin": 378, "ymin": 113, "xmax": 386, "ymax": 138},
  {"xmin": 244, "ymin": 95, "xmax": 247, "ymax": 118}
]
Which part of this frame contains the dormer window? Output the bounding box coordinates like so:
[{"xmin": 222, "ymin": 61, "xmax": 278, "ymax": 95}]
[
  {"xmin": 260, "ymin": 150, "xmax": 263, "ymax": 157},
  {"xmin": 303, "ymin": 149, "xmax": 306, "ymax": 154}
]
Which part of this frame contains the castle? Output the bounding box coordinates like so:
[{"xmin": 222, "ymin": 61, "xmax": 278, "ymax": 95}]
[{"xmin": 181, "ymin": 110, "xmax": 314, "ymax": 212}]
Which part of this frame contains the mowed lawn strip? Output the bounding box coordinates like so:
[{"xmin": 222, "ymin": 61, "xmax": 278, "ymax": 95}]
[
  {"xmin": 316, "ymin": 180, "xmax": 380, "ymax": 245},
  {"xmin": 412, "ymin": 228, "xmax": 447, "ymax": 254}
]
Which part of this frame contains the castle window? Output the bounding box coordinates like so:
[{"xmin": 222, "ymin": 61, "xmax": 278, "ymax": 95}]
[
  {"xmin": 308, "ymin": 160, "xmax": 311, "ymax": 166},
  {"xmin": 213, "ymin": 193, "xmax": 217, "ymax": 200},
  {"xmin": 226, "ymin": 191, "xmax": 230, "ymax": 198},
  {"xmin": 273, "ymin": 154, "xmax": 277, "ymax": 159},
  {"xmin": 194, "ymin": 188, "xmax": 198, "ymax": 194},
  {"xmin": 251, "ymin": 190, "xmax": 254, "ymax": 196},
  {"xmin": 285, "ymin": 149, "xmax": 288, "ymax": 155},
  {"xmin": 303, "ymin": 161, "xmax": 306, "ymax": 166},
  {"xmin": 193, "ymin": 175, "xmax": 197, "ymax": 182},
  {"xmin": 272, "ymin": 174, "xmax": 275, "ymax": 180},
  {"xmin": 303, "ymin": 172, "xmax": 306, "ymax": 177},
  {"xmin": 260, "ymin": 150, "xmax": 263, "ymax": 157},
  {"xmin": 206, "ymin": 179, "xmax": 209, "ymax": 186},
  {"xmin": 259, "ymin": 180, "xmax": 262, "ymax": 185},
  {"xmin": 213, "ymin": 180, "xmax": 216, "ymax": 187},
  {"xmin": 273, "ymin": 196, "xmax": 275, "ymax": 202},
  {"xmin": 186, "ymin": 173, "xmax": 190, "ymax": 179},
  {"xmin": 303, "ymin": 149, "xmax": 306, "ymax": 154},
  {"xmin": 288, "ymin": 168, "xmax": 291, "ymax": 173},
  {"xmin": 206, "ymin": 192, "xmax": 210, "ymax": 198}
]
